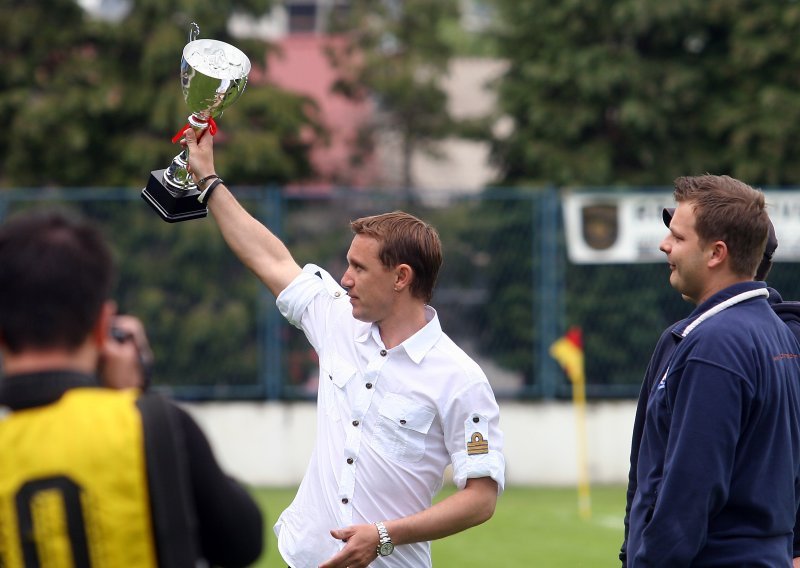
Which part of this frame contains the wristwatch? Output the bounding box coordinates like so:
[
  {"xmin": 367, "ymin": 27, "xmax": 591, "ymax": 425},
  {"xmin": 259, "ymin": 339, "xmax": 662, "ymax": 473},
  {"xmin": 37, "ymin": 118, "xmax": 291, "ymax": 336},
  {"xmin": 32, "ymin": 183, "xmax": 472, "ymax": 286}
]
[{"xmin": 375, "ymin": 521, "xmax": 394, "ymax": 557}]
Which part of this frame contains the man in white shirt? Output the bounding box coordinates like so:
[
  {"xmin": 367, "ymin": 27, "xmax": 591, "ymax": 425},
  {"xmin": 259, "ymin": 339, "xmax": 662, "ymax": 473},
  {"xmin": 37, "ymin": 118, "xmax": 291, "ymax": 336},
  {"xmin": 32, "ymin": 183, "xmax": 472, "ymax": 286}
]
[{"xmin": 183, "ymin": 128, "xmax": 505, "ymax": 568}]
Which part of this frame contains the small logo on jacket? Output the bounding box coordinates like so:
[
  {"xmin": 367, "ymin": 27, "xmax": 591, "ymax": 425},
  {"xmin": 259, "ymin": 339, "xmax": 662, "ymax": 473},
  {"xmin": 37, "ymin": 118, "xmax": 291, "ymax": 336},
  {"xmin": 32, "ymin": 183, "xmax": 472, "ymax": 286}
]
[
  {"xmin": 773, "ymin": 353, "xmax": 800, "ymax": 361},
  {"xmin": 657, "ymin": 368, "xmax": 669, "ymax": 390}
]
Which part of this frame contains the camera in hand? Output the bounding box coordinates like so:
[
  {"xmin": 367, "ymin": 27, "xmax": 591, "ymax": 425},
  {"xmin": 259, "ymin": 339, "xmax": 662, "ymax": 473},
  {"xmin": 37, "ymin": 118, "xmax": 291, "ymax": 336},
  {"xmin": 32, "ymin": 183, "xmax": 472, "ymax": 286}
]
[
  {"xmin": 110, "ymin": 326, "xmax": 133, "ymax": 343},
  {"xmin": 109, "ymin": 325, "xmax": 153, "ymax": 389}
]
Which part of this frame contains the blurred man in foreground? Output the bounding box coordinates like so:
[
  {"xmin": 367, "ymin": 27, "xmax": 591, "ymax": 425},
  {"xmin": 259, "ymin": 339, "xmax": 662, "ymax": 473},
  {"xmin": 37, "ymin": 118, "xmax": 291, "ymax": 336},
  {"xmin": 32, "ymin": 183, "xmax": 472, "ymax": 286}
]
[
  {"xmin": 182, "ymin": 128, "xmax": 505, "ymax": 568},
  {"xmin": 624, "ymin": 175, "xmax": 800, "ymax": 566},
  {"xmin": 0, "ymin": 209, "xmax": 263, "ymax": 567}
]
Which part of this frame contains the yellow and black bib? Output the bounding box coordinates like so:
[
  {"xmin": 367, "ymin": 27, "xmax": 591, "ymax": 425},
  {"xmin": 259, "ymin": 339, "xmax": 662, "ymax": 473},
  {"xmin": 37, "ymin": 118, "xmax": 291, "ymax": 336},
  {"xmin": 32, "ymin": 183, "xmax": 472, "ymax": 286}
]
[{"xmin": 0, "ymin": 388, "xmax": 158, "ymax": 567}]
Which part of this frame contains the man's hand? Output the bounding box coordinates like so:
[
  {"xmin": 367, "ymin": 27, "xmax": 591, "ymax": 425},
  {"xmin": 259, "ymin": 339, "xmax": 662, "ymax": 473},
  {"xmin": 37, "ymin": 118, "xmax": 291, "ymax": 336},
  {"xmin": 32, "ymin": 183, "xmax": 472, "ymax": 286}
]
[
  {"xmin": 98, "ymin": 315, "xmax": 154, "ymax": 390},
  {"xmin": 183, "ymin": 127, "xmax": 216, "ymax": 184},
  {"xmin": 318, "ymin": 523, "xmax": 380, "ymax": 568}
]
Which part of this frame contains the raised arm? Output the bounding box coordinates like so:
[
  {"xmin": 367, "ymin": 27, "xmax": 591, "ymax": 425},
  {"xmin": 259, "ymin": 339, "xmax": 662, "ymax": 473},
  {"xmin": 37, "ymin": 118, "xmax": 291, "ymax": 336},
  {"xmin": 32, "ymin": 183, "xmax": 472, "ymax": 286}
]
[{"xmin": 184, "ymin": 128, "xmax": 301, "ymax": 297}]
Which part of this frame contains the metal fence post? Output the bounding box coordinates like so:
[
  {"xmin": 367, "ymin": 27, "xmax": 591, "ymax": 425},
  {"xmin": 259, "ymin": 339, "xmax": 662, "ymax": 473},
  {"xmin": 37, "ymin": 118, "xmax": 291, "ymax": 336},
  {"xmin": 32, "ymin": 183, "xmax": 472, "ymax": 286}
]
[
  {"xmin": 258, "ymin": 187, "xmax": 284, "ymax": 400},
  {"xmin": 536, "ymin": 186, "xmax": 562, "ymax": 399}
]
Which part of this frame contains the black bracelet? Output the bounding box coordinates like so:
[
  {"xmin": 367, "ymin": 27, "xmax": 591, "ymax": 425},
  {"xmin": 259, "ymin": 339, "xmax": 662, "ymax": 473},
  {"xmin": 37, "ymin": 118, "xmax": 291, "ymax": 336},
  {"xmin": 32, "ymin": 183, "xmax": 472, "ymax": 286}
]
[
  {"xmin": 196, "ymin": 174, "xmax": 219, "ymax": 188},
  {"xmin": 197, "ymin": 178, "xmax": 224, "ymax": 204}
]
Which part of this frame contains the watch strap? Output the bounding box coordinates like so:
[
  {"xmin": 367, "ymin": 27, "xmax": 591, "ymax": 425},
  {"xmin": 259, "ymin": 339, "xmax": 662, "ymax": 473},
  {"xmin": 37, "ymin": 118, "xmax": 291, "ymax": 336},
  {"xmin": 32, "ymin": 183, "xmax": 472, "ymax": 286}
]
[
  {"xmin": 196, "ymin": 174, "xmax": 219, "ymax": 188},
  {"xmin": 375, "ymin": 521, "xmax": 394, "ymax": 556},
  {"xmin": 197, "ymin": 178, "xmax": 224, "ymax": 204}
]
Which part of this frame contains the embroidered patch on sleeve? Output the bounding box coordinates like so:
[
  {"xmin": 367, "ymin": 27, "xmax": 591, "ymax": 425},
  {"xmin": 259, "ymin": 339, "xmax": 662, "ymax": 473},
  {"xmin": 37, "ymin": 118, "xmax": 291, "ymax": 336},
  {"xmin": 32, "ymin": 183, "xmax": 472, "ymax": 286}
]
[
  {"xmin": 464, "ymin": 413, "xmax": 490, "ymax": 455},
  {"xmin": 468, "ymin": 432, "xmax": 489, "ymax": 455}
]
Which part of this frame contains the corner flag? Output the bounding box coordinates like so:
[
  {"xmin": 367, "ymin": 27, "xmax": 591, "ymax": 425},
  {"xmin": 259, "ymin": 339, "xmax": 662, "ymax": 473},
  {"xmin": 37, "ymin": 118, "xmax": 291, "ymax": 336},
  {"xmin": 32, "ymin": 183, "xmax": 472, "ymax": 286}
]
[
  {"xmin": 550, "ymin": 326, "xmax": 591, "ymax": 519},
  {"xmin": 549, "ymin": 326, "xmax": 585, "ymax": 386}
]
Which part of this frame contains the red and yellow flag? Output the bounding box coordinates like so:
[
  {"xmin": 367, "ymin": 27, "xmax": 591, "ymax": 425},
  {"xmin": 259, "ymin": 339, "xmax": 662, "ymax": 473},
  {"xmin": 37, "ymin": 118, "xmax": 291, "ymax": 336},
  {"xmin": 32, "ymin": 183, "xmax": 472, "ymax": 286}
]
[
  {"xmin": 549, "ymin": 326, "xmax": 584, "ymax": 386},
  {"xmin": 550, "ymin": 326, "xmax": 591, "ymax": 519}
]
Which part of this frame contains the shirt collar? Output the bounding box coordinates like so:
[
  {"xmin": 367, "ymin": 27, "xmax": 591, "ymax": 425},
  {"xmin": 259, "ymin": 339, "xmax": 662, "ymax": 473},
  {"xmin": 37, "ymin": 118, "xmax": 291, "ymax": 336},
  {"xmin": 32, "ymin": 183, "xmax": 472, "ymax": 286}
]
[
  {"xmin": 673, "ymin": 281, "xmax": 767, "ymax": 338},
  {"xmin": 355, "ymin": 305, "xmax": 443, "ymax": 364},
  {"xmin": 0, "ymin": 370, "xmax": 99, "ymax": 411},
  {"xmin": 402, "ymin": 306, "xmax": 442, "ymax": 364}
]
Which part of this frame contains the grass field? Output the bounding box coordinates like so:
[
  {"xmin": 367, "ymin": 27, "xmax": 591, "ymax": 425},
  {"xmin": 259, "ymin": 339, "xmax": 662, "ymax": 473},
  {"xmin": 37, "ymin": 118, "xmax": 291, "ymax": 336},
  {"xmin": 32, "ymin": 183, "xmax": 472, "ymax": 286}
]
[{"xmin": 249, "ymin": 484, "xmax": 626, "ymax": 567}]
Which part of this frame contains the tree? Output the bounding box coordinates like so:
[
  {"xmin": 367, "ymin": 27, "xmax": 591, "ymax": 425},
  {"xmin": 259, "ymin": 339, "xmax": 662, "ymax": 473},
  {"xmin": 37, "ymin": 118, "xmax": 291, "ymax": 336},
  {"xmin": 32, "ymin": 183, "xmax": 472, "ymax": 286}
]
[
  {"xmin": 475, "ymin": 1, "xmax": 800, "ymax": 391},
  {"xmin": 325, "ymin": 0, "xmax": 461, "ymax": 191},
  {"xmin": 0, "ymin": 1, "xmax": 322, "ymax": 396},
  {"xmin": 489, "ymin": 0, "xmax": 800, "ymax": 187},
  {"xmin": 0, "ymin": 0, "xmax": 319, "ymax": 187}
]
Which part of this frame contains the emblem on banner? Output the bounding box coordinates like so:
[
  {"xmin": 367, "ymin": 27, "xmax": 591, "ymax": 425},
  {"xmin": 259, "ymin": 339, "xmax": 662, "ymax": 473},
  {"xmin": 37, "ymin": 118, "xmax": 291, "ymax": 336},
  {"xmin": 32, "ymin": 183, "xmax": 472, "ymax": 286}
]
[{"xmin": 581, "ymin": 204, "xmax": 618, "ymax": 250}]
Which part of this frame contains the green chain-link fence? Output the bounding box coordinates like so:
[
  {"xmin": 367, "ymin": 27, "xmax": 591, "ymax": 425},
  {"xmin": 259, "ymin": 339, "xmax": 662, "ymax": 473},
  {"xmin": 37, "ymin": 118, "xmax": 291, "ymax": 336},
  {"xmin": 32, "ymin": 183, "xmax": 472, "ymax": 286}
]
[{"xmin": 3, "ymin": 186, "xmax": 798, "ymax": 400}]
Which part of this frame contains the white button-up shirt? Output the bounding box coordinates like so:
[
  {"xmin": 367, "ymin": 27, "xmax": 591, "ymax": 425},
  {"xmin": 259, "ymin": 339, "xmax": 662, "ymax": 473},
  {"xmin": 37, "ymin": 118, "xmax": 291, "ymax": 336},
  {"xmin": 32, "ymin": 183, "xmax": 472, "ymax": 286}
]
[{"xmin": 273, "ymin": 265, "xmax": 505, "ymax": 568}]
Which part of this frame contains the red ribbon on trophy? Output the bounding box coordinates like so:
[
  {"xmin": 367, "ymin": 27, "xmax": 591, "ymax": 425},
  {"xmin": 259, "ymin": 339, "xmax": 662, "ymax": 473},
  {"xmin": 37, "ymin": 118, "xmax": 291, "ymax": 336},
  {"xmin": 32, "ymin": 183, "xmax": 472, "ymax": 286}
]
[{"xmin": 171, "ymin": 117, "xmax": 218, "ymax": 144}]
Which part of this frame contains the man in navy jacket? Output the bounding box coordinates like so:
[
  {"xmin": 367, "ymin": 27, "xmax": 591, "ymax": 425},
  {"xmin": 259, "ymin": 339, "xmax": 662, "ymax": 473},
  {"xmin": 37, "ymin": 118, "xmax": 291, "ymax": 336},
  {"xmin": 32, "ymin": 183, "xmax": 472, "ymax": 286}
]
[
  {"xmin": 621, "ymin": 208, "xmax": 800, "ymax": 565},
  {"xmin": 623, "ymin": 175, "xmax": 800, "ymax": 566}
]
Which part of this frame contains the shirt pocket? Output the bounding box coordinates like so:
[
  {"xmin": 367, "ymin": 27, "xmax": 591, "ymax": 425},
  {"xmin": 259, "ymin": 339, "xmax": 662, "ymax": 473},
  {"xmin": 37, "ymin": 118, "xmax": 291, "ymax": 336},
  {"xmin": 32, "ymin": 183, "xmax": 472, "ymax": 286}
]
[
  {"xmin": 373, "ymin": 393, "xmax": 436, "ymax": 463},
  {"xmin": 319, "ymin": 353, "xmax": 357, "ymax": 422}
]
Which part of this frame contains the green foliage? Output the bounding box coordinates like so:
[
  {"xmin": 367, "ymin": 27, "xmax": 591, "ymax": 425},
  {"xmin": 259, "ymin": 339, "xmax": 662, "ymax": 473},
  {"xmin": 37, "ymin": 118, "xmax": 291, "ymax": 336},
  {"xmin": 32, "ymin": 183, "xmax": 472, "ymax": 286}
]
[
  {"xmin": 108, "ymin": 202, "xmax": 263, "ymax": 391},
  {"xmin": 440, "ymin": 16, "xmax": 498, "ymax": 57},
  {"xmin": 489, "ymin": 0, "xmax": 800, "ymax": 187},
  {"xmin": 467, "ymin": 198, "xmax": 536, "ymax": 374},
  {"xmin": 0, "ymin": 2, "xmax": 323, "ymax": 394},
  {"xmin": 475, "ymin": 1, "xmax": 800, "ymax": 387},
  {"xmin": 2, "ymin": 196, "xmax": 264, "ymax": 394},
  {"xmin": 0, "ymin": 0, "xmax": 317, "ymax": 187},
  {"xmin": 566, "ymin": 263, "xmax": 687, "ymax": 386}
]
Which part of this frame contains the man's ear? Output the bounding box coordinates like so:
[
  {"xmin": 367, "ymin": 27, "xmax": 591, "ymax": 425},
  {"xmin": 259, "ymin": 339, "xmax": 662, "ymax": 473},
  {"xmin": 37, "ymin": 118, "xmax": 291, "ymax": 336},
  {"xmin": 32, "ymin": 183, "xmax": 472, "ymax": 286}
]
[
  {"xmin": 707, "ymin": 240, "xmax": 728, "ymax": 268},
  {"xmin": 394, "ymin": 264, "xmax": 414, "ymax": 291}
]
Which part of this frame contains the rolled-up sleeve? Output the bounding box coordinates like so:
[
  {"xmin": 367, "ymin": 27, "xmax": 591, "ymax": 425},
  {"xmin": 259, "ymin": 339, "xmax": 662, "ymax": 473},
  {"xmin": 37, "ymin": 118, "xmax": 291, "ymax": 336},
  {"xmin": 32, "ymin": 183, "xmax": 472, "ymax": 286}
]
[
  {"xmin": 276, "ymin": 264, "xmax": 329, "ymax": 327},
  {"xmin": 447, "ymin": 381, "xmax": 505, "ymax": 494},
  {"xmin": 276, "ymin": 264, "xmax": 347, "ymax": 351}
]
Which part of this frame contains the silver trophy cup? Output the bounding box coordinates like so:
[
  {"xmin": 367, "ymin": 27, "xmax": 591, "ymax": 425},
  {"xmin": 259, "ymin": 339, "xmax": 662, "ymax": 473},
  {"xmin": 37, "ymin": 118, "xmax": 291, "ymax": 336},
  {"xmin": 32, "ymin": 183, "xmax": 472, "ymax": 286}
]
[{"xmin": 142, "ymin": 24, "xmax": 251, "ymax": 222}]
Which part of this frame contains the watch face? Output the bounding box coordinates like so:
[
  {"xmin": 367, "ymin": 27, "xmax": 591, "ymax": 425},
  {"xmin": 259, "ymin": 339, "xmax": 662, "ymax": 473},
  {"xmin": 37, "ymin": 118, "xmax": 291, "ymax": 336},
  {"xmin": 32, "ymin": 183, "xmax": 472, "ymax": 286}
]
[{"xmin": 379, "ymin": 542, "xmax": 394, "ymax": 556}]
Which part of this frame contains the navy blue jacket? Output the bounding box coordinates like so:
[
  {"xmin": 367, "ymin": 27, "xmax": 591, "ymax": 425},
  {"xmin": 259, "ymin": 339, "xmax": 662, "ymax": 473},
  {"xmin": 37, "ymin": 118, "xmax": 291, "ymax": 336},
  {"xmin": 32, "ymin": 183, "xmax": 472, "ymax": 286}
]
[
  {"xmin": 621, "ymin": 287, "xmax": 800, "ymax": 565},
  {"xmin": 623, "ymin": 282, "xmax": 800, "ymax": 566}
]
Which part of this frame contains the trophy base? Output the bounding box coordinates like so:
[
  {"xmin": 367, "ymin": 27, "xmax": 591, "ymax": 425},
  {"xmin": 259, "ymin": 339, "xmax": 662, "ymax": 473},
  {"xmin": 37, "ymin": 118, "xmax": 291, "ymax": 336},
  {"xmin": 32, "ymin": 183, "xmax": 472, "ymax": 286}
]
[{"xmin": 141, "ymin": 169, "xmax": 208, "ymax": 223}]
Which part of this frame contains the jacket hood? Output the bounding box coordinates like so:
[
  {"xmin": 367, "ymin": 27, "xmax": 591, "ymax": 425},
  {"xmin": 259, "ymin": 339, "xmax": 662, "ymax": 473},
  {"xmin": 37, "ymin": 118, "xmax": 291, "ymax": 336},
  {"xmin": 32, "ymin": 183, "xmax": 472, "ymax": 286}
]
[{"xmin": 768, "ymin": 287, "xmax": 800, "ymax": 326}]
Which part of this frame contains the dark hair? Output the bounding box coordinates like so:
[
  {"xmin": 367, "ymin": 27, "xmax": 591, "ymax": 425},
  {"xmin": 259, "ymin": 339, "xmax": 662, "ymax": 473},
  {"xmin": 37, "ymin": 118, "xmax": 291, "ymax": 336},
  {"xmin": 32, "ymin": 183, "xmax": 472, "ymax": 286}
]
[
  {"xmin": 673, "ymin": 175, "xmax": 769, "ymax": 278},
  {"xmin": 0, "ymin": 210, "xmax": 114, "ymax": 354},
  {"xmin": 350, "ymin": 211, "xmax": 442, "ymax": 303}
]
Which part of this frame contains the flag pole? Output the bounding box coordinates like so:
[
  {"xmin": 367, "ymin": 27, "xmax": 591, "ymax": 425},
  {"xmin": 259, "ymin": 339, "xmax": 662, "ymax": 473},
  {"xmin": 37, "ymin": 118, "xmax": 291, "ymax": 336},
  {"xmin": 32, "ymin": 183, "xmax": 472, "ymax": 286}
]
[
  {"xmin": 549, "ymin": 326, "xmax": 591, "ymax": 519},
  {"xmin": 572, "ymin": 359, "xmax": 591, "ymax": 520}
]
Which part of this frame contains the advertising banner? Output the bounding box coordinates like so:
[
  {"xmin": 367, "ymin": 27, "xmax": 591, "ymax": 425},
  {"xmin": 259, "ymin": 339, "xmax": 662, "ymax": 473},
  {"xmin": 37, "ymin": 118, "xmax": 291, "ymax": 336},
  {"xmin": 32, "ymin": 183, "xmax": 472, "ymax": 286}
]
[{"xmin": 562, "ymin": 190, "xmax": 800, "ymax": 263}]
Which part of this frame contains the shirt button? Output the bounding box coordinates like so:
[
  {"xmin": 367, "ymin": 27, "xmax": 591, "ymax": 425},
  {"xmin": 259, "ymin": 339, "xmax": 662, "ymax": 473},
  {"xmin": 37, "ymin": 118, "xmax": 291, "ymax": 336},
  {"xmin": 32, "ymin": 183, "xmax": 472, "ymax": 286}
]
[
  {"xmin": 342, "ymin": 498, "xmax": 349, "ymax": 504},
  {"xmin": 347, "ymin": 458, "xmax": 354, "ymax": 464},
  {"xmin": 400, "ymin": 419, "xmax": 407, "ymax": 425},
  {"xmin": 334, "ymin": 291, "xmax": 341, "ymax": 297},
  {"xmin": 352, "ymin": 420, "xmax": 360, "ymax": 427},
  {"xmin": 366, "ymin": 383, "xmax": 373, "ymax": 389},
  {"xmin": 473, "ymin": 416, "xmax": 480, "ymax": 423},
  {"xmin": 380, "ymin": 349, "xmax": 387, "ymax": 356}
]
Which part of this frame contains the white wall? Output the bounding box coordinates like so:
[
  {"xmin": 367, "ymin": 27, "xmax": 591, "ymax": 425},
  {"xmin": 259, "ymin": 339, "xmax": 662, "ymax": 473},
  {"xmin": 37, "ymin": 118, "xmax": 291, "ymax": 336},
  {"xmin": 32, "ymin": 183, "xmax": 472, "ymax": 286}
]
[{"xmin": 182, "ymin": 400, "xmax": 637, "ymax": 487}]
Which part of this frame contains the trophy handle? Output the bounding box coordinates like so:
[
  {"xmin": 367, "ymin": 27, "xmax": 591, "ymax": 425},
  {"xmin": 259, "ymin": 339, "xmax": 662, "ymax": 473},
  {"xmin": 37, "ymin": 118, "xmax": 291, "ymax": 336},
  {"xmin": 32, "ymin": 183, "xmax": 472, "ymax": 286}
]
[{"xmin": 188, "ymin": 22, "xmax": 200, "ymax": 43}]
